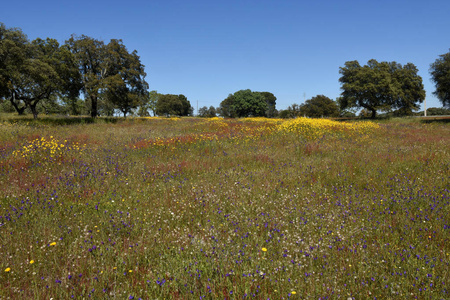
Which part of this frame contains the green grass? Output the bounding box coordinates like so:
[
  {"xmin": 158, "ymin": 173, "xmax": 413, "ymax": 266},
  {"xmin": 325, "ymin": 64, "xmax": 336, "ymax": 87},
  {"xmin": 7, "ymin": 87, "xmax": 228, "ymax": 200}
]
[{"xmin": 0, "ymin": 116, "xmax": 449, "ymax": 299}]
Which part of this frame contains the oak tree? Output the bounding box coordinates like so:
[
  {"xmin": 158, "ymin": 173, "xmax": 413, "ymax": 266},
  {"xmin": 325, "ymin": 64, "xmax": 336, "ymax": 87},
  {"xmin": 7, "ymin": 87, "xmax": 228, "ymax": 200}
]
[
  {"xmin": 1, "ymin": 24, "xmax": 81, "ymax": 118},
  {"xmin": 219, "ymin": 89, "xmax": 271, "ymax": 118},
  {"xmin": 300, "ymin": 95, "xmax": 339, "ymax": 118},
  {"xmin": 430, "ymin": 49, "xmax": 450, "ymax": 107},
  {"xmin": 259, "ymin": 91, "xmax": 277, "ymax": 117},
  {"xmin": 66, "ymin": 35, "xmax": 106, "ymax": 117},
  {"xmin": 66, "ymin": 35, "xmax": 148, "ymax": 117},
  {"xmin": 198, "ymin": 106, "xmax": 217, "ymax": 117},
  {"xmin": 155, "ymin": 94, "xmax": 193, "ymax": 116},
  {"xmin": 218, "ymin": 94, "xmax": 236, "ymax": 118},
  {"xmin": 103, "ymin": 39, "xmax": 148, "ymax": 117},
  {"xmin": 339, "ymin": 60, "xmax": 425, "ymax": 118}
]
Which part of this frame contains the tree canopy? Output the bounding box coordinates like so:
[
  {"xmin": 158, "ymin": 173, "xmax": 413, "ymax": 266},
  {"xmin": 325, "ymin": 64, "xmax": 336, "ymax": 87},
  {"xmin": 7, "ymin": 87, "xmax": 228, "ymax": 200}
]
[
  {"xmin": 426, "ymin": 107, "xmax": 450, "ymax": 116},
  {"xmin": 198, "ymin": 106, "xmax": 217, "ymax": 118},
  {"xmin": 218, "ymin": 94, "xmax": 236, "ymax": 118},
  {"xmin": 233, "ymin": 89, "xmax": 267, "ymax": 117},
  {"xmin": 259, "ymin": 91, "xmax": 277, "ymax": 117},
  {"xmin": 1, "ymin": 25, "xmax": 151, "ymax": 118},
  {"xmin": 339, "ymin": 59, "xmax": 425, "ymax": 118},
  {"xmin": 0, "ymin": 24, "xmax": 81, "ymax": 118},
  {"xmin": 299, "ymin": 95, "xmax": 339, "ymax": 118},
  {"xmin": 430, "ymin": 49, "xmax": 450, "ymax": 107},
  {"xmin": 155, "ymin": 94, "xmax": 193, "ymax": 117},
  {"xmin": 0, "ymin": 23, "xmax": 28, "ymax": 115},
  {"xmin": 65, "ymin": 35, "xmax": 148, "ymax": 118},
  {"xmin": 65, "ymin": 35, "xmax": 106, "ymax": 117},
  {"xmin": 137, "ymin": 90, "xmax": 159, "ymax": 117},
  {"xmin": 3, "ymin": 23, "xmax": 441, "ymax": 120},
  {"xmin": 102, "ymin": 39, "xmax": 148, "ymax": 117},
  {"xmin": 218, "ymin": 89, "xmax": 273, "ymax": 118}
]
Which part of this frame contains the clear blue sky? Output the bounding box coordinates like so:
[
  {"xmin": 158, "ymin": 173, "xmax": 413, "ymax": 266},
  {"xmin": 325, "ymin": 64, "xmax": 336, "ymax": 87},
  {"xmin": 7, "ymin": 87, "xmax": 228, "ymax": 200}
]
[{"xmin": 2, "ymin": 0, "xmax": 449, "ymax": 112}]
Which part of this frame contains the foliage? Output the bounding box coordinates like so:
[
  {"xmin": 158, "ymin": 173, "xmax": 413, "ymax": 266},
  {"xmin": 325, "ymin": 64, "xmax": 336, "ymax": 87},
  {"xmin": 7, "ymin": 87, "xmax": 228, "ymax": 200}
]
[
  {"xmin": 278, "ymin": 109, "xmax": 290, "ymax": 118},
  {"xmin": 339, "ymin": 110, "xmax": 356, "ymax": 118},
  {"xmin": 339, "ymin": 59, "xmax": 425, "ymax": 118},
  {"xmin": 36, "ymin": 95, "xmax": 65, "ymax": 115},
  {"xmin": 218, "ymin": 94, "xmax": 236, "ymax": 118},
  {"xmin": 59, "ymin": 96, "xmax": 88, "ymax": 116},
  {"xmin": 391, "ymin": 62, "xmax": 426, "ymax": 115},
  {"xmin": 299, "ymin": 94, "xmax": 339, "ymax": 118},
  {"xmin": 198, "ymin": 105, "xmax": 217, "ymax": 117},
  {"xmin": 279, "ymin": 103, "xmax": 301, "ymax": 118},
  {"xmin": 2, "ymin": 24, "xmax": 148, "ymax": 119},
  {"xmin": 0, "ymin": 23, "xmax": 29, "ymax": 115},
  {"xmin": 233, "ymin": 89, "xmax": 267, "ymax": 117},
  {"xmin": 65, "ymin": 35, "xmax": 106, "ymax": 117},
  {"xmin": 0, "ymin": 98, "xmax": 16, "ymax": 113},
  {"xmin": 0, "ymin": 24, "xmax": 81, "ymax": 119},
  {"xmin": 259, "ymin": 91, "xmax": 277, "ymax": 117},
  {"xmin": 430, "ymin": 49, "xmax": 450, "ymax": 107},
  {"xmin": 155, "ymin": 94, "xmax": 193, "ymax": 116},
  {"xmin": 102, "ymin": 39, "xmax": 148, "ymax": 117},
  {"xmin": 426, "ymin": 107, "xmax": 450, "ymax": 116},
  {"xmin": 137, "ymin": 90, "xmax": 159, "ymax": 117},
  {"xmin": 97, "ymin": 94, "xmax": 116, "ymax": 116},
  {"xmin": 66, "ymin": 36, "xmax": 147, "ymax": 118},
  {"xmin": 219, "ymin": 89, "xmax": 271, "ymax": 118},
  {"xmin": 359, "ymin": 108, "xmax": 374, "ymax": 118},
  {"xmin": 392, "ymin": 107, "xmax": 415, "ymax": 117}
]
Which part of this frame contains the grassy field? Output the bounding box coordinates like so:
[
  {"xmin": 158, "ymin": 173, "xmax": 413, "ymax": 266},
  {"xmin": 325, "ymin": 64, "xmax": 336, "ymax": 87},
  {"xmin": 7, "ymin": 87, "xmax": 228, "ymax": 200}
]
[{"xmin": 0, "ymin": 116, "xmax": 449, "ymax": 299}]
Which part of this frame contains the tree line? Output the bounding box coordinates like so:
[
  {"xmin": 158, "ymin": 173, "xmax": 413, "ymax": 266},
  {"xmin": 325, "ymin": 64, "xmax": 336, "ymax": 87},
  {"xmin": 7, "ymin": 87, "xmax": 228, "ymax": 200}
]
[
  {"xmin": 201, "ymin": 54, "xmax": 450, "ymax": 119},
  {"xmin": 0, "ymin": 23, "xmax": 195, "ymax": 119},
  {"xmin": 1, "ymin": 23, "xmax": 449, "ymax": 119}
]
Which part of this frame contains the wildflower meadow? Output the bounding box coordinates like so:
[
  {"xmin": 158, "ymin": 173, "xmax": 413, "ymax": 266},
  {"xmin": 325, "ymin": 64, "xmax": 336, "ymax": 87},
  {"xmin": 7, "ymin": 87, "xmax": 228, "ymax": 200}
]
[{"xmin": 0, "ymin": 116, "xmax": 449, "ymax": 299}]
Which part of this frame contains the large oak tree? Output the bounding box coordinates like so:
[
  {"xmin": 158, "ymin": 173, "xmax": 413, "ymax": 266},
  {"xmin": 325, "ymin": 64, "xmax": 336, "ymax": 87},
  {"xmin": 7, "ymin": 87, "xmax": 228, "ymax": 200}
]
[
  {"xmin": 0, "ymin": 23, "xmax": 28, "ymax": 115},
  {"xmin": 66, "ymin": 35, "xmax": 147, "ymax": 117},
  {"xmin": 430, "ymin": 49, "xmax": 450, "ymax": 107},
  {"xmin": 219, "ymin": 89, "xmax": 271, "ymax": 118},
  {"xmin": 66, "ymin": 35, "xmax": 107, "ymax": 117},
  {"xmin": 339, "ymin": 59, "xmax": 425, "ymax": 118},
  {"xmin": 218, "ymin": 94, "xmax": 236, "ymax": 118},
  {"xmin": 103, "ymin": 39, "xmax": 148, "ymax": 117},
  {"xmin": 0, "ymin": 24, "xmax": 81, "ymax": 118},
  {"xmin": 259, "ymin": 91, "xmax": 277, "ymax": 117}
]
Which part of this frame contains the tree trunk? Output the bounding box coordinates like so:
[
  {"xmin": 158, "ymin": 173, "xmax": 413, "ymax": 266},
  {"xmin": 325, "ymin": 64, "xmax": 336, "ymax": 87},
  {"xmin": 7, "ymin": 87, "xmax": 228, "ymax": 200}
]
[
  {"xmin": 9, "ymin": 95, "xmax": 26, "ymax": 115},
  {"xmin": 370, "ymin": 109, "xmax": 377, "ymax": 119},
  {"xmin": 90, "ymin": 95, "xmax": 98, "ymax": 118},
  {"xmin": 29, "ymin": 103, "xmax": 39, "ymax": 119},
  {"xmin": 15, "ymin": 105, "xmax": 26, "ymax": 115}
]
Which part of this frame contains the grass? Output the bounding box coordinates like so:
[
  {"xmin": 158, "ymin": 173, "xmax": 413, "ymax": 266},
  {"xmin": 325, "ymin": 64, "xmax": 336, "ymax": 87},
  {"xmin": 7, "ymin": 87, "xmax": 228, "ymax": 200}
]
[{"xmin": 0, "ymin": 116, "xmax": 449, "ymax": 299}]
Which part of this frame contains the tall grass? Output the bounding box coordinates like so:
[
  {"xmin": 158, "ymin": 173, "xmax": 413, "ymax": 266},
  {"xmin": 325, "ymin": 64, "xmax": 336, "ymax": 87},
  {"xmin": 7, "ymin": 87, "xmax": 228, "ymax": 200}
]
[{"xmin": 0, "ymin": 117, "xmax": 449, "ymax": 299}]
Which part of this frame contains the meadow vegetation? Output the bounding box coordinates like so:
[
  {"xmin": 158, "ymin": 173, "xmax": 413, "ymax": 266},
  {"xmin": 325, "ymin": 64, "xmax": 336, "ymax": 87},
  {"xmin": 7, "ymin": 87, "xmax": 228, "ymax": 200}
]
[{"xmin": 0, "ymin": 116, "xmax": 449, "ymax": 299}]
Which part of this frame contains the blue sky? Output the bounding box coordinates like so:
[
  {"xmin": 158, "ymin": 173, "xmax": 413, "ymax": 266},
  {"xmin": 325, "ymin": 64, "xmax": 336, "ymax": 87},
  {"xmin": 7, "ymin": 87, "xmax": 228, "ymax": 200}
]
[{"xmin": 2, "ymin": 0, "xmax": 449, "ymax": 112}]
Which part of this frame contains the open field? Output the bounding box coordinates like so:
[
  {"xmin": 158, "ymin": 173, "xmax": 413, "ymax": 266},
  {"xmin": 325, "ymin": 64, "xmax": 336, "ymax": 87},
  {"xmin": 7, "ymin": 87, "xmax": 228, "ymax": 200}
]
[{"xmin": 0, "ymin": 117, "xmax": 449, "ymax": 299}]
